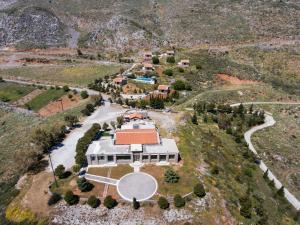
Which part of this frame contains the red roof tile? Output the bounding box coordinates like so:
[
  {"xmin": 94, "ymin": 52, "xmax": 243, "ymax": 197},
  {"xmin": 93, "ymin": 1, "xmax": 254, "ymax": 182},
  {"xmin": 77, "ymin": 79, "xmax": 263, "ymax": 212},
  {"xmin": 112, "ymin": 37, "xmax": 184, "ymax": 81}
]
[{"xmin": 115, "ymin": 129, "xmax": 159, "ymax": 145}]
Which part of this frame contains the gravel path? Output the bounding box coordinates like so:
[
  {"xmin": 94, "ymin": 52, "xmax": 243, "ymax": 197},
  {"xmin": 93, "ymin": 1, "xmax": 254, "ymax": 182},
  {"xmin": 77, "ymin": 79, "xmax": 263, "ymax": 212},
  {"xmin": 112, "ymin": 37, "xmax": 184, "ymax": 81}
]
[
  {"xmin": 48, "ymin": 102, "xmax": 126, "ymax": 170},
  {"xmin": 231, "ymin": 102, "xmax": 300, "ymax": 210}
]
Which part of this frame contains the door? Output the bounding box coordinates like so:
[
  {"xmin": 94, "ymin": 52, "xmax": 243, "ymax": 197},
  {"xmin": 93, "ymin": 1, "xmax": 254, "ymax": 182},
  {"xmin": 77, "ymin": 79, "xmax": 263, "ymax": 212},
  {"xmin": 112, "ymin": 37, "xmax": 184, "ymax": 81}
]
[{"xmin": 133, "ymin": 154, "xmax": 140, "ymax": 162}]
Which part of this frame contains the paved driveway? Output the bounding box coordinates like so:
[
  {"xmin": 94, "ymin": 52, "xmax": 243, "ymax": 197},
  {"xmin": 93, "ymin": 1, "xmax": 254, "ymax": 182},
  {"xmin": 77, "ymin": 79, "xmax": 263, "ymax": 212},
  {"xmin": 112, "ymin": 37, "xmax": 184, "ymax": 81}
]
[{"xmin": 48, "ymin": 102, "xmax": 126, "ymax": 170}]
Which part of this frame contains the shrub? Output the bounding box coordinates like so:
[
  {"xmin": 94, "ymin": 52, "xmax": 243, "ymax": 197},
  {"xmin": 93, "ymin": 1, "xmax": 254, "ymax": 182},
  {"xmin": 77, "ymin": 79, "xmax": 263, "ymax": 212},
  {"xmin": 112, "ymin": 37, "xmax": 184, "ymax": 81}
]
[
  {"xmin": 64, "ymin": 115, "xmax": 79, "ymax": 127},
  {"xmin": 133, "ymin": 197, "xmax": 140, "ymax": 209},
  {"xmin": 178, "ymin": 67, "xmax": 184, "ymax": 73},
  {"xmin": 277, "ymin": 186, "xmax": 285, "ymax": 197},
  {"xmin": 63, "ymin": 85, "xmax": 70, "ymax": 92},
  {"xmin": 172, "ymin": 80, "xmax": 186, "ymax": 90},
  {"xmin": 166, "ymin": 56, "xmax": 175, "ymax": 64},
  {"xmin": 191, "ymin": 113, "xmax": 198, "ymax": 125},
  {"xmin": 158, "ymin": 197, "xmax": 169, "ymax": 209},
  {"xmin": 239, "ymin": 196, "xmax": 252, "ymax": 218},
  {"xmin": 163, "ymin": 69, "xmax": 173, "ymax": 76},
  {"xmin": 72, "ymin": 164, "xmax": 81, "ymax": 173},
  {"xmin": 81, "ymin": 91, "xmax": 89, "ymax": 99},
  {"xmin": 68, "ymin": 94, "xmax": 73, "ymax": 99},
  {"xmin": 86, "ymin": 103, "xmax": 95, "ymax": 113},
  {"xmin": 152, "ymin": 56, "xmax": 159, "ymax": 64},
  {"xmin": 0, "ymin": 76, "xmax": 4, "ymax": 82},
  {"xmin": 77, "ymin": 177, "xmax": 94, "ymax": 192},
  {"xmin": 196, "ymin": 64, "xmax": 202, "ymax": 70},
  {"xmin": 174, "ymin": 194, "xmax": 185, "ymax": 208},
  {"xmin": 164, "ymin": 169, "xmax": 180, "ymax": 183},
  {"xmin": 81, "ymin": 108, "xmax": 91, "ymax": 116},
  {"xmin": 104, "ymin": 195, "xmax": 117, "ymax": 209},
  {"xmin": 87, "ymin": 195, "xmax": 100, "ymax": 208},
  {"xmin": 54, "ymin": 165, "xmax": 65, "ymax": 179},
  {"xmin": 194, "ymin": 183, "xmax": 206, "ymax": 198},
  {"xmin": 64, "ymin": 190, "xmax": 79, "ymax": 205},
  {"xmin": 48, "ymin": 193, "xmax": 62, "ymax": 206}
]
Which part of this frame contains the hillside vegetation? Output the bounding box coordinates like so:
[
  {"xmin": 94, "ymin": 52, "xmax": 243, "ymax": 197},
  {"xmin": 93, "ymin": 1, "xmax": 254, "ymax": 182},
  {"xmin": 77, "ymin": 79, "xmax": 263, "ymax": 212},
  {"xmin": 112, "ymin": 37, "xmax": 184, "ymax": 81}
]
[{"xmin": 0, "ymin": 0, "xmax": 299, "ymax": 49}]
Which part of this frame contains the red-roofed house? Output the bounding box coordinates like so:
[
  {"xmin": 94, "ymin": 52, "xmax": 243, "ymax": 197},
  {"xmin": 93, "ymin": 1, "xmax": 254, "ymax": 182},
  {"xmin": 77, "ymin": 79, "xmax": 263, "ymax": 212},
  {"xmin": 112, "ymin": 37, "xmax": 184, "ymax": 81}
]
[
  {"xmin": 86, "ymin": 120, "xmax": 179, "ymax": 165},
  {"xmin": 157, "ymin": 85, "xmax": 170, "ymax": 93},
  {"xmin": 113, "ymin": 76, "xmax": 127, "ymax": 86}
]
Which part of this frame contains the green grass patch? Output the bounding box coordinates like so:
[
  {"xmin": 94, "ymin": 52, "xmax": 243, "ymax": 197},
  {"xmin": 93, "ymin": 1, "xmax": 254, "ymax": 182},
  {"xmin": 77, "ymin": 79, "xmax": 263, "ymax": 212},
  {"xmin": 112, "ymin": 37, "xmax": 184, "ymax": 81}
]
[
  {"xmin": 0, "ymin": 82, "xmax": 35, "ymax": 102},
  {"xmin": 0, "ymin": 64, "xmax": 122, "ymax": 86},
  {"xmin": 27, "ymin": 89, "xmax": 65, "ymax": 111}
]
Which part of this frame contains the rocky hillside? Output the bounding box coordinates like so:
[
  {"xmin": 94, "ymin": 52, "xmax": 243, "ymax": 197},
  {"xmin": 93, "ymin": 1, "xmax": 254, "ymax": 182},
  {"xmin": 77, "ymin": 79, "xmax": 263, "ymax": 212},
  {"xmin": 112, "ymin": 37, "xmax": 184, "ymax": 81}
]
[{"xmin": 0, "ymin": 0, "xmax": 299, "ymax": 49}]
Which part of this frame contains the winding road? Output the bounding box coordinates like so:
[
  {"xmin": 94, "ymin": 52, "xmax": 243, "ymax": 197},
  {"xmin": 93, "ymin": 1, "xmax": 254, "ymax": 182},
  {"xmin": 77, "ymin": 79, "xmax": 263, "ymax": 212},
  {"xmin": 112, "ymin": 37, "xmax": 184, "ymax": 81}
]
[{"xmin": 230, "ymin": 102, "xmax": 300, "ymax": 210}]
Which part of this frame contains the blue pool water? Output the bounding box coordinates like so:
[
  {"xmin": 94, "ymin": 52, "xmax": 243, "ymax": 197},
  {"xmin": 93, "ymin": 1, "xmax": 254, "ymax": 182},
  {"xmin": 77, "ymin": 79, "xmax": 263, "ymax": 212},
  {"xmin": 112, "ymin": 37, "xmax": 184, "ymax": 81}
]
[{"xmin": 134, "ymin": 77, "xmax": 155, "ymax": 84}]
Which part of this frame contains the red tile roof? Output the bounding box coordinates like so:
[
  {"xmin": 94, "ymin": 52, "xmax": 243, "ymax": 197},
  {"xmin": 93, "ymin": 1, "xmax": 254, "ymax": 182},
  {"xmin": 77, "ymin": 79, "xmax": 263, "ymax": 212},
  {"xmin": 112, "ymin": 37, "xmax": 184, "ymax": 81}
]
[
  {"xmin": 115, "ymin": 129, "xmax": 159, "ymax": 145},
  {"xmin": 158, "ymin": 85, "xmax": 170, "ymax": 91},
  {"xmin": 125, "ymin": 112, "xmax": 144, "ymax": 120}
]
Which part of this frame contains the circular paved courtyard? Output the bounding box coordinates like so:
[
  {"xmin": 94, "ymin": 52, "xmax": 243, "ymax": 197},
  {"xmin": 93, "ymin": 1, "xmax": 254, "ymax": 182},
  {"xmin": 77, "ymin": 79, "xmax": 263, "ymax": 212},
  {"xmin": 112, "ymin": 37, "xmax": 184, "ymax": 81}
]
[{"xmin": 117, "ymin": 172, "xmax": 157, "ymax": 202}]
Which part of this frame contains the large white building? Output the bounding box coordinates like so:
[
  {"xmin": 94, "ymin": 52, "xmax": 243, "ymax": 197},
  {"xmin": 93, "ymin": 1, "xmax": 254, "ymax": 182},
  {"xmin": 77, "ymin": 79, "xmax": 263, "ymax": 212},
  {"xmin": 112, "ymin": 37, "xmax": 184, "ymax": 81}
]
[{"xmin": 86, "ymin": 121, "xmax": 179, "ymax": 166}]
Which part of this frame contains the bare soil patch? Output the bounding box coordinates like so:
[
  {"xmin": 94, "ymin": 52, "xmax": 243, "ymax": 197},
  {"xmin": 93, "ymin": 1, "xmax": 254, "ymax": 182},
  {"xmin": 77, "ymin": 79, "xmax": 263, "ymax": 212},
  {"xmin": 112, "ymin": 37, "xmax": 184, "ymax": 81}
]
[
  {"xmin": 216, "ymin": 73, "xmax": 259, "ymax": 85},
  {"xmin": 20, "ymin": 172, "xmax": 53, "ymax": 217},
  {"xmin": 38, "ymin": 94, "xmax": 81, "ymax": 116}
]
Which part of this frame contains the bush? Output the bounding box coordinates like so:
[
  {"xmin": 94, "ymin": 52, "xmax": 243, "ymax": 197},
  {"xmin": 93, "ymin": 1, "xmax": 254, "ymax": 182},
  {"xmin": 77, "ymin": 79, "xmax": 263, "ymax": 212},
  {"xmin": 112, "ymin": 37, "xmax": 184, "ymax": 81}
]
[
  {"xmin": 178, "ymin": 67, "xmax": 184, "ymax": 73},
  {"xmin": 87, "ymin": 195, "xmax": 100, "ymax": 208},
  {"xmin": 172, "ymin": 80, "xmax": 186, "ymax": 90},
  {"xmin": 152, "ymin": 56, "xmax": 159, "ymax": 64},
  {"xmin": 166, "ymin": 56, "xmax": 175, "ymax": 64},
  {"xmin": 194, "ymin": 183, "xmax": 206, "ymax": 198},
  {"xmin": 239, "ymin": 196, "xmax": 252, "ymax": 218},
  {"xmin": 104, "ymin": 195, "xmax": 117, "ymax": 209},
  {"xmin": 54, "ymin": 165, "xmax": 65, "ymax": 179},
  {"xmin": 174, "ymin": 194, "xmax": 185, "ymax": 208},
  {"xmin": 81, "ymin": 91, "xmax": 89, "ymax": 99},
  {"xmin": 64, "ymin": 190, "xmax": 79, "ymax": 205},
  {"xmin": 133, "ymin": 197, "xmax": 140, "ymax": 209},
  {"xmin": 63, "ymin": 85, "xmax": 70, "ymax": 92},
  {"xmin": 48, "ymin": 193, "xmax": 62, "ymax": 206},
  {"xmin": 158, "ymin": 197, "xmax": 169, "ymax": 209},
  {"xmin": 163, "ymin": 69, "xmax": 173, "ymax": 76},
  {"xmin": 164, "ymin": 169, "xmax": 180, "ymax": 183},
  {"xmin": 72, "ymin": 164, "xmax": 81, "ymax": 173},
  {"xmin": 77, "ymin": 177, "xmax": 94, "ymax": 192}
]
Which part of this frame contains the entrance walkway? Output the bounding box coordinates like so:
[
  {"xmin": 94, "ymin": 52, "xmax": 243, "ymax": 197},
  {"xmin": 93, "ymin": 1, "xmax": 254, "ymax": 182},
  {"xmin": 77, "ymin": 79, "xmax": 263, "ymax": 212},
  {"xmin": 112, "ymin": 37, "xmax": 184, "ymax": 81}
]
[{"xmin": 85, "ymin": 174, "xmax": 118, "ymax": 185}]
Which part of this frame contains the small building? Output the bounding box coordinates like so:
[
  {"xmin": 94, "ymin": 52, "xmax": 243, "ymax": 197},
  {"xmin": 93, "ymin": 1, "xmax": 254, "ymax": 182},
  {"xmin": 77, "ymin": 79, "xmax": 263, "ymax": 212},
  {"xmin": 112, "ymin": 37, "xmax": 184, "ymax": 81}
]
[
  {"xmin": 144, "ymin": 52, "xmax": 152, "ymax": 61},
  {"xmin": 113, "ymin": 76, "xmax": 127, "ymax": 86},
  {"xmin": 86, "ymin": 121, "xmax": 179, "ymax": 166},
  {"xmin": 166, "ymin": 50, "xmax": 175, "ymax": 56},
  {"xmin": 157, "ymin": 85, "xmax": 170, "ymax": 93},
  {"xmin": 124, "ymin": 112, "xmax": 148, "ymax": 122},
  {"xmin": 143, "ymin": 63, "xmax": 154, "ymax": 71},
  {"xmin": 178, "ymin": 59, "xmax": 190, "ymax": 67}
]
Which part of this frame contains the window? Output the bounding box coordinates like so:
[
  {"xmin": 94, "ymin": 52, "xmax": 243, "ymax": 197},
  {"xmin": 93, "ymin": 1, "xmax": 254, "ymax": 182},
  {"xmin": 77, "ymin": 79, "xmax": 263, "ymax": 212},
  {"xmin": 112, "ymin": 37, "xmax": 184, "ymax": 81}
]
[
  {"xmin": 107, "ymin": 155, "xmax": 114, "ymax": 162},
  {"xmin": 169, "ymin": 154, "xmax": 175, "ymax": 159},
  {"xmin": 150, "ymin": 155, "xmax": 158, "ymax": 159},
  {"xmin": 142, "ymin": 155, "xmax": 149, "ymax": 160},
  {"xmin": 97, "ymin": 156, "xmax": 104, "ymax": 160},
  {"xmin": 91, "ymin": 156, "xmax": 95, "ymax": 161},
  {"xmin": 116, "ymin": 155, "xmax": 131, "ymax": 160},
  {"xmin": 159, "ymin": 155, "xmax": 167, "ymax": 161}
]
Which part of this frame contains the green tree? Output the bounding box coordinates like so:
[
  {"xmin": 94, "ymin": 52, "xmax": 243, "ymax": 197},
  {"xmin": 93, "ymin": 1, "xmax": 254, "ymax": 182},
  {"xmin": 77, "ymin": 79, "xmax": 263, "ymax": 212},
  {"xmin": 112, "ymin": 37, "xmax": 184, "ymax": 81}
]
[
  {"xmin": 87, "ymin": 195, "xmax": 100, "ymax": 208},
  {"xmin": 54, "ymin": 165, "xmax": 65, "ymax": 179},
  {"xmin": 48, "ymin": 193, "xmax": 62, "ymax": 206},
  {"xmin": 174, "ymin": 194, "xmax": 185, "ymax": 208},
  {"xmin": 64, "ymin": 115, "xmax": 79, "ymax": 127},
  {"xmin": 152, "ymin": 56, "xmax": 159, "ymax": 64},
  {"xmin": 163, "ymin": 69, "xmax": 173, "ymax": 76},
  {"xmin": 72, "ymin": 164, "xmax": 81, "ymax": 173},
  {"xmin": 158, "ymin": 197, "xmax": 169, "ymax": 209},
  {"xmin": 64, "ymin": 190, "xmax": 79, "ymax": 205},
  {"xmin": 166, "ymin": 56, "xmax": 175, "ymax": 63},
  {"xmin": 63, "ymin": 85, "xmax": 70, "ymax": 92},
  {"xmin": 172, "ymin": 80, "xmax": 186, "ymax": 90},
  {"xmin": 102, "ymin": 122, "xmax": 109, "ymax": 131},
  {"xmin": 164, "ymin": 169, "xmax": 180, "ymax": 183},
  {"xmin": 77, "ymin": 177, "xmax": 94, "ymax": 192},
  {"xmin": 194, "ymin": 183, "xmax": 206, "ymax": 198},
  {"xmin": 133, "ymin": 197, "xmax": 140, "ymax": 209},
  {"xmin": 191, "ymin": 113, "xmax": 198, "ymax": 125},
  {"xmin": 104, "ymin": 195, "xmax": 117, "ymax": 209},
  {"xmin": 277, "ymin": 186, "xmax": 285, "ymax": 197},
  {"xmin": 239, "ymin": 196, "xmax": 252, "ymax": 218},
  {"xmin": 81, "ymin": 90, "xmax": 89, "ymax": 99},
  {"xmin": 263, "ymin": 169, "xmax": 268, "ymax": 180}
]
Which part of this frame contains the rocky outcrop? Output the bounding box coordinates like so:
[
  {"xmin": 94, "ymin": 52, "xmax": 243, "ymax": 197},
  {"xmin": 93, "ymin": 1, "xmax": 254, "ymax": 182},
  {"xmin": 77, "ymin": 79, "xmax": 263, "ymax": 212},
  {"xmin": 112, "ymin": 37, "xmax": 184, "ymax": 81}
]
[{"xmin": 0, "ymin": 6, "xmax": 67, "ymax": 47}]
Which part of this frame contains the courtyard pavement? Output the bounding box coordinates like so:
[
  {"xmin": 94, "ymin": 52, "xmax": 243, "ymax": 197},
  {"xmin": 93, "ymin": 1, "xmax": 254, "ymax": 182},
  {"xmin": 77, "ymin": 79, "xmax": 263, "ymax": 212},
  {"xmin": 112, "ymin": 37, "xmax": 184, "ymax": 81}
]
[{"xmin": 48, "ymin": 102, "xmax": 126, "ymax": 171}]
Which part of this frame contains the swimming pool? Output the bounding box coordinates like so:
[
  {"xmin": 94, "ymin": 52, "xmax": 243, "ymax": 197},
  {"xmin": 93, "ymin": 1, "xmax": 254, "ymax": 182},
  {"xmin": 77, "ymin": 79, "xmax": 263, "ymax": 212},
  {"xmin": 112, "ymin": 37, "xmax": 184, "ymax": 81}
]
[{"xmin": 134, "ymin": 77, "xmax": 155, "ymax": 84}]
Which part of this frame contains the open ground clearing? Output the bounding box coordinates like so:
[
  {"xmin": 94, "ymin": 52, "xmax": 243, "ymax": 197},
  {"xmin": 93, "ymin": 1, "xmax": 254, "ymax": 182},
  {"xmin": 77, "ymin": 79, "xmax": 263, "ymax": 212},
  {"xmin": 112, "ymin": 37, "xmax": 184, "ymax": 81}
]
[{"xmin": 0, "ymin": 63, "xmax": 122, "ymax": 86}]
